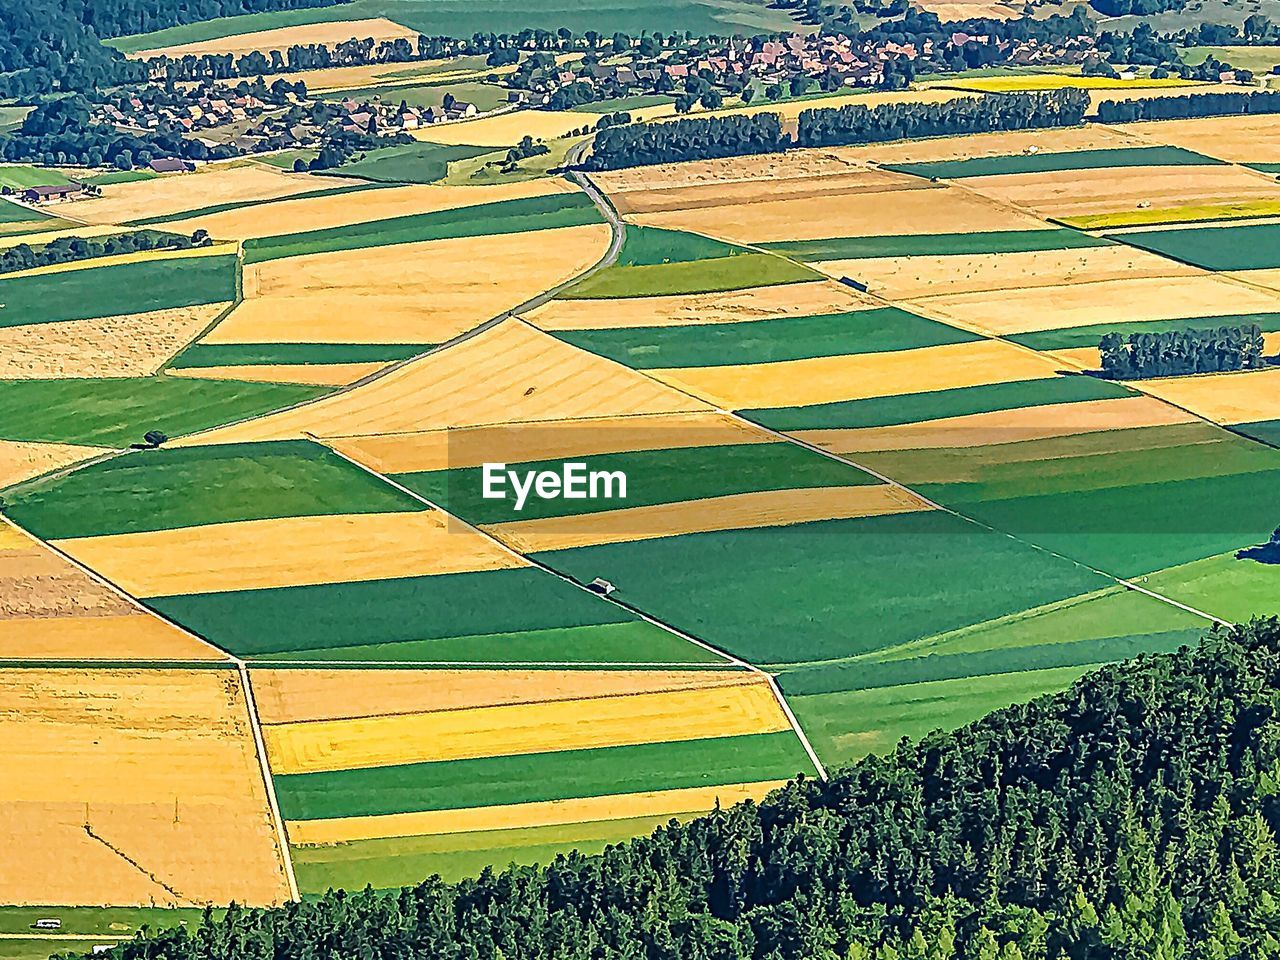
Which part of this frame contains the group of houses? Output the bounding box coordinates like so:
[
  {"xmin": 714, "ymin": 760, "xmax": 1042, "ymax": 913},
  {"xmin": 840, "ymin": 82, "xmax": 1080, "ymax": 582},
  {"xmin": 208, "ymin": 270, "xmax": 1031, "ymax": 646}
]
[
  {"xmin": 332, "ymin": 95, "xmax": 479, "ymax": 134},
  {"xmin": 100, "ymin": 90, "xmax": 279, "ymax": 135}
]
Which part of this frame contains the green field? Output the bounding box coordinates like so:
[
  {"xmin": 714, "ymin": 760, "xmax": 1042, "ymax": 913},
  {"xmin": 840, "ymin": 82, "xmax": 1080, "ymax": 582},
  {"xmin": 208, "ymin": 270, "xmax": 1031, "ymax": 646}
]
[
  {"xmin": 0, "ymin": 255, "xmax": 237, "ymax": 327},
  {"xmin": 171, "ymin": 341, "xmax": 431, "ymax": 368},
  {"xmin": 1143, "ymin": 550, "xmax": 1280, "ymax": 623},
  {"xmin": 560, "ymin": 251, "xmax": 818, "ymax": 298},
  {"xmin": 244, "ymin": 191, "xmax": 601, "ymax": 262},
  {"xmin": 742, "ymin": 375, "xmax": 1133, "ymax": 431},
  {"xmin": 292, "ymin": 813, "xmax": 697, "ymax": 890},
  {"xmin": 261, "ymin": 149, "xmax": 319, "ymax": 170},
  {"xmin": 5, "ymin": 440, "xmax": 417, "ymax": 537},
  {"xmin": 885, "ymin": 145, "xmax": 1221, "ymax": 180},
  {"xmin": 1109, "ymin": 220, "xmax": 1280, "ymax": 271},
  {"xmin": 333, "ymin": 141, "xmax": 492, "ymax": 184},
  {"xmin": 324, "ymin": 80, "xmax": 506, "ymax": 112},
  {"xmin": 0, "ymin": 906, "xmax": 212, "ymax": 959},
  {"xmin": 0, "ymin": 106, "xmax": 32, "ymax": 134},
  {"xmin": 398, "ymin": 441, "xmax": 875, "ymax": 524},
  {"xmin": 761, "ymin": 228, "xmax": 1111, "ymax": 261},
  {"xmin": 84, "ymin": 169, "xmax": 158, "ymax": 186},
  {"xmin": 442, "ymin": 136, "xmax": 584, "ymax": 185},
  {"xmin": 1011, "ymin": 312, "xmax": 1280, "ymax": 351},
  {"xmin": 126, "ymin": 180, "xmax": 385, "ymax": 227},
  {"xmin": 535, "ymin": 511, "xmax": 1110, "ymax": 665},
  {"xmin": 148, "ymin": 565, "xmax": 655, "ymax": 658},
  {"xmin": 250, "ymin": 620, "xmax": 724, "ymax": 664},
  {"xmin": 790, "ymin": 664, "xmax": 1096, "ymax": 766},
  {"xmin": 613, "ymin": 225, "xmax": 744, "ymax": 266},
  {"xmin": 578, "ymin": 95, "xmax": 675, "ymax": 113},
  {"xmin": 107, "ymin": 0, "xmax": 803, "ymax": 55},
  {"xmin": 555, "ymin": 307, "xmax": 981, "ymax": 368},
  {"xmin": 0, "ymin": 165, "xmax": 73, "ymax": 190},
  {"xmin": 0, "ymin": 198, "xmax": 54, "ymax": 225},
  {"xmin": 274, "ymin": 730, "xmax": 814, "ymax": 820},
  {"xmin": 0, "ymin": 376, "xmax": 324, "ymax": 449},
  {"xmin": 1240, "ymin": 419, "xmax": 1280, "ymax": 447},
  {"xmin": 1180, "ymin": 45, "xmax": 1280, "ymax": 73}
]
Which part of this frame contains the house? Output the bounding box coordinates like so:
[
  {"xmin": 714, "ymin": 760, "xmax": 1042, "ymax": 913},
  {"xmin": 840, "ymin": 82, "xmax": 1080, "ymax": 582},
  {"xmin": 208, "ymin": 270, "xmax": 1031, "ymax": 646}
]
[
  {"xmin": 22, "ymin": 183, "xmax": 83, "ymax": 204},
  {"xmin": 446, "ymin": 101, "xmax": 478, "ymax": 119},
  {"xmin": 148, "ymin": 157, "xmax": 193, "ymax": 173}
]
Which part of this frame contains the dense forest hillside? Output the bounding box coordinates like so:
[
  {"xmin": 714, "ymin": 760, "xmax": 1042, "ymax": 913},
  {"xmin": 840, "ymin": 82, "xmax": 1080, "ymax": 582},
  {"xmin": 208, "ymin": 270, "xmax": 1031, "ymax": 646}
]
[{"xmin": 83, "ymin": 618, "xmax": 1280, "ymax": 959}]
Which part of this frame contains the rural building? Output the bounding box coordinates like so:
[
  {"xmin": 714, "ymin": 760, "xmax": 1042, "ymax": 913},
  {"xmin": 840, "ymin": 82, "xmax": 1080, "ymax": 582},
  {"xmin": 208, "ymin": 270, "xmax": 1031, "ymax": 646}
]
[
  {"xmin": 21, "ymin": 183, "xmax": 83, "ymax": 204},
  {"xmin": 148, "ymin": 158, "xmax": 193, "ymax": 173}
]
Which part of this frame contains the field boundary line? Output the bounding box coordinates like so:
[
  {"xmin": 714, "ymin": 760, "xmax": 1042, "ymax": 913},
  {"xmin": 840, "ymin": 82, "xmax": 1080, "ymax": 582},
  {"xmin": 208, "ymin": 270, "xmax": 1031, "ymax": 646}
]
[
  {"xmin": 320, "ymin": 441, "xmax": 830, "ymax": 781},
  {"xmin": 157, "ymin": 238, "xmax": 245, "ymax": 374},
  {"xmin": 250, "ymin": 659, "xmax": 743, "ymax": 668},
  {"xmin": 240, "ymin": 663, "xmax": 301, "ymax": 902}
]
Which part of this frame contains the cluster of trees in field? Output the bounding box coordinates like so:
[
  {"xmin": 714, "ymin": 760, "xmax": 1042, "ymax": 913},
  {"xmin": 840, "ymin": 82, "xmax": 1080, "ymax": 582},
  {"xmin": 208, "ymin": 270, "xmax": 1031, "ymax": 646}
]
[
  {"xmin": 74, "ymin": 618, "xmax": 1280, "ymax": 959},
  {"xmin": 796, "ymin": 89, "xmax": 1090, "ymax": 148},
  {"xmin": 0, "ymin": 229, "xmax": 209, "ymax": 276},
  {"xmin": 1097, "ymin": 90, "xmax": 1280, "ymax": 123},
  {"xmin": 1099, "ymin": 325, "xmax": 1269, "ymax": 379},
  {"xmin": 587, "ymin": 113, "xmax": 786, "ymax": 169}
]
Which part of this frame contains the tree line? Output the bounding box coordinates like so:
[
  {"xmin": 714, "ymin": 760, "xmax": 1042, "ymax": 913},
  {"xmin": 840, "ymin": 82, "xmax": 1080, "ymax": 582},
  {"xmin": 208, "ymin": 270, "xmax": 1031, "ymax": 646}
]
[
  {"xmin": 587, "ymin": 113, "xmax": 787, "ymax": 169},
  {"xmin": 67, "ymin": 617, "xmax": 1280, "ymax": 959},
  {"xmin": 1096, "ymin": 89, "xmax": 1280, "ymax": 122},
  {"xmin": 1099, "ymin": 325, "xmax": 1269, "ymax": 379},
  {"xmin": 0, "ymin": 229, "xmax": 210, "ymax": 276}
]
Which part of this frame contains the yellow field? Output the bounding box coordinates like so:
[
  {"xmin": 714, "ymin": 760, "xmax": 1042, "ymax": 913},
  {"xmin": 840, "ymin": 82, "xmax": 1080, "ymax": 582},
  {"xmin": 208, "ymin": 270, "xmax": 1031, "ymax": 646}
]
[
  {"xmin": 179, "ymin": 319, "xmax": 709, "ymax": 444},
  {"xmin": 936, "ymin": 74, "xmax": 1200, "ymax": 93},
  {"xmin": 485, "ymin": 484, "xmax": 929, "ymax": 552},
  {"xmin": 0, "ymin": 303, "xmax": 229, "ymax": 380},
  {"xmin": 166, "ymin": 178, "xmax": 565, "ymax": 242},
  {"xmin": 608, "ymin": 168, "xmax": 920, "ymax": 216},
  {"xmin": 914, "ymin": 273, "xmax": 1280, "ymax": 336},
  {"xmin": 0, "ymin": 439, "xmax": 104, "ymax": 489},
  {"xmin": 836, "ymin": 124, "xmax": 1146, "ymax": 166},
  {"xmin": 1060, "ymin": 199, "xmax": 1280, "ymax": 230},
  {"xmin": 1116, "ymin": 113, "xmax": 1280, "ymax": 163},
  {"xmin": 963, "ymin": 164, "xmax": 1280, "ymax": 219},
  {"xmin": 0, "ymin": 222, "xmax": 138, "ymax": 251},
  {"xmin": 792, "ymin": 396, "xmax": 1196, "ymax": 455},
  {"xmin": 242, "ymin": 54, "xmax": 532, "ymax": 94},
  {"xmin": 330, "ymin": 411, "xmax": 772, "ymax": 474},
  {"xmin": 251, "ymin": 666, "xmax": 754, "ymax": 723},
  {"xmin": 214, "ymin": 222, "xmax": 608, "ymax": 345},
  {"xmin": 414, "ymin": 109, "xmax": 601, "ymax": 147},
  {"xmin": 630, "ymin": 182, "xmax": 1042, "ymax": 244},
  {"xmin": 132, "ymin": 17, "xmax": 418, "ymax": 58},
  {"xmin": 1090, "ymin": 82, "xmax": 1244, "ymax": 110},
  {"xmin": 913, "ymin": 0, "xmax": 1019, "ymax": 18},
  {"xmin": 75, "ymin": 165, "xmax": 322, "ymax": 225},
  {"xmin": 650, "ymin": 338, "xmax": 1059, "ymax": 409},
  {"xmin": 0, "ymin": 668, "xmax": 288, "ymax": 905},
  {"xmin": 265, "ymin": 680, "xmax": 786, "ymax": 773},
  {"xmin": 54, "ymin": 510, "xmax": 523, "ymax": 597},
  {"xmin": 592, "ymin": 148, "xmax": 867, "ymax": 194},
  {"xmin": 526, "ymin": 280, "xmax": 876, "ymax": 330},
  {"xmin": 0, "ymin": 518, "xmax": 220, "ymax": 660},
  {"xmin": 1134, "ymin": 366, "xmax": 1280, "ymax": 425},
  {"xmin": 821, "ymin": 244, "xmax": 1194, "ymax": 301},
  {"xmin": 654, "ymin": 87, "xmax": 969, "ymax": 128},
  {"xmin": 168, "ymin": 361, "xmax": 389, "ymax": 386},
  {"xmin": 287, "ymin": 780, "xmax": 790, "ymax": 844}
]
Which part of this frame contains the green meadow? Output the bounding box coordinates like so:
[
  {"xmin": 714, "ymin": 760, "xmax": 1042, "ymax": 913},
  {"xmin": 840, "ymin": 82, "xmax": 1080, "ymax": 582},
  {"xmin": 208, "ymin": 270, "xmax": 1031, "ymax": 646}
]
[
  {"xmin": 1109, "ymin": 220, "xmax": 1280, "ymax": 271},
  {"xmin": 171, "ymin": 342, "xmax": 431, "ymax": 368},
  {"xmin": 561, "ymin": 252, "xmax": 817, "ymax": 298},
  {"xmin": 1011, "ymin": 312, "xmax": 1280, "ymax": 351},
  {"xmin": 761, "ymin": 228, "xmax": 1111, "ymax": 261},
  {"xmin": 333, "ymin": 141, "xmax": 492, "ymax": 185},
  {"xmin": 885, "ymin": 145, "xmax": 1219, "ymax": 180}
]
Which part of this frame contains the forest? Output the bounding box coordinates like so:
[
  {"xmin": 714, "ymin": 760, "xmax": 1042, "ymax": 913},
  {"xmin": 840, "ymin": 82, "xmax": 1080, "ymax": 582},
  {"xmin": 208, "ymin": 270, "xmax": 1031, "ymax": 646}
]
[
  {"xmin": 70, "ymin": 617, "xmax": 1280, "ymax": 960},
  {"xmin": 587, "ymin": 113, "xmax": 788, "ymax": 170},
  {"xmin": 1096, "ymin": 90, "xmax": 1280, "ymax": 122},
  {"xmin": 1098, "ymin": 325, "xmax": 1269, "ymax": 378}
]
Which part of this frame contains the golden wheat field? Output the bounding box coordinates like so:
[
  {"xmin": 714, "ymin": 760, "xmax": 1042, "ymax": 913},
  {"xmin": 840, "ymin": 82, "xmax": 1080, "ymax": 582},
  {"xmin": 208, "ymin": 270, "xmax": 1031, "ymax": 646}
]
[{"xmin": 131, "ymin": 17, "xmax": 418, "ymax": 58}]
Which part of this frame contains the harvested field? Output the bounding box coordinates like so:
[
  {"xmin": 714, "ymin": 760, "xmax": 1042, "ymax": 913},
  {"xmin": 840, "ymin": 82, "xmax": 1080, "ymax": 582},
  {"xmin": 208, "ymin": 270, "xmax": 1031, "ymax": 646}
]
[
  {"xmin": 0, "ymin": 304, "xmax": 229, "ymax": 380},
  {"xmin": 526, "ymin": 281, "xmax": 876, "ymax": 329},
  {"xmin": 630, "ymin": 183, "xmax": 1042, "ymax": 244},
  {"xmin": 486, "ymin": 484, "xmax": 931, "ymax": 552},
  {"xmin": 251, "ymin": 667, "xmax": 752, "ymax": 724},
  {"xmin": 962, "ymin": 164, "xmax": 1280, "ymax": 219},
  {"xmin": 838, "ymin": 125, "xmax": 1147, "ymax": 166},
  {"xmin": 791, "ymin": 396, "xmax": 1198, "ymax": 455},
  {"xmin": 764, "ymin": 228, "xmax": 1108, "ymax": 261},
  {"xmin": 0, "ymin": 518, "xmax": 218, "ymax": 660},
  {"xmin": 608, "ymin": 168, "xmax": 923, "ymax": 216},
  {"xmin": 592, "ymin": 148, "xmax": 867, "ymax": 193},
  {"xmin": 131, "ymin": 18, "xmax": 417, "ymax": 58},
  {"xmin": 0, "ymin": 668, "xmax": 288, "ymax": 905},
  {"xmin": 1117, "ymin": 113, "xmax": 1280, "ymax": 164},
  {"xmin": 287, "ymin": 780, "xmax": 789, "ymax": 844},
  {"xmin": 413, "ymin": 110, "xmax": 602, "ymax": 147},
  {"xmin": 163, "ymin": 178, "xmax": 564, "ymax": 242},
  {"xmin": 264, "ymin": 680, "xmax": 786, "ymax": 773},
  {"xmin": 0, "ymin": 439, "xmax": 103, "ymax": 490},
  {"xmin": 649, "ymin": 338, "xmax": 1060, "ymax": 410},
  {"xmin": 820, "ymin": 244, "xmax": 1192, "ymax": 301},
  {"xmin": 913, "ymin": 273, "xmax": 1280, "ymax": 336},
  {"xmin": 1133, "ymin": 367, "xmax": 1280, "ymax": 425},
  {"xmin": 75, "ymin": 164, "xmax": 322, "ymax": 225},
  {"xmin": 53, "ymin": 509, "xmax": 522, "ymax": 597},
  {"xmin": 179, "ymin": 320, "xmax": 709, "ymax": 444},
  {"xmin": 914, "ymin": 0, "xmax": 1019, "ymax": 17},
  {"xmin": 167, "ymin": 361, "xmax": 389, "ymax": 386},
  {"xmin": 329, "ymin": 411, "xmax": 770, "ymax": 473}
]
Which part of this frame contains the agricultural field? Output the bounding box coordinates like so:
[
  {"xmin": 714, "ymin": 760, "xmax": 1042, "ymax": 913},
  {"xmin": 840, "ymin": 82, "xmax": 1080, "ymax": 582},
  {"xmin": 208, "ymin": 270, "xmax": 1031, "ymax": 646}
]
[{"xmin": 3, "ymin": 95, "xmax": 1280, "ymax": 916}]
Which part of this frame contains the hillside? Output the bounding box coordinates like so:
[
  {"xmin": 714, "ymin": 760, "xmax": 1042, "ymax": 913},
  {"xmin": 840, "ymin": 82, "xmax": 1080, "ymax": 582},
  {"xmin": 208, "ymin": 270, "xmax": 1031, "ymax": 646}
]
[{"xmin": 84, "ymin": 617, "xmax": 1280, "ymax": 959}]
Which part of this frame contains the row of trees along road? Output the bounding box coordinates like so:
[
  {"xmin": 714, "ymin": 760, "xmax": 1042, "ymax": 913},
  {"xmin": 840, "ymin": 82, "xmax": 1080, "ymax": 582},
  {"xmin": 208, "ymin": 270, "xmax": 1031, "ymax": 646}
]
[
  {"xmin": 79, "ymin": 617, "xmax": 1280, "ymax": 960},
  {"xmin": 1099, "ymin": 325, "xmax": 1269, "ymax": 379}
]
